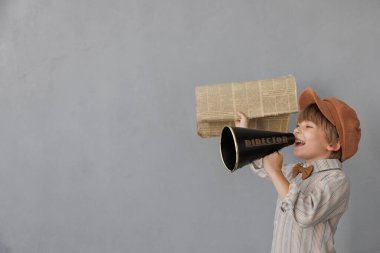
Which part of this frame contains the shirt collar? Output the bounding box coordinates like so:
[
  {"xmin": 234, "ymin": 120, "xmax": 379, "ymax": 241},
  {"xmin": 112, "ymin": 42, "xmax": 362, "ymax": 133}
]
[{"xmin": 304, "ymin": 159, "xmax": 342, "ymax": 173}]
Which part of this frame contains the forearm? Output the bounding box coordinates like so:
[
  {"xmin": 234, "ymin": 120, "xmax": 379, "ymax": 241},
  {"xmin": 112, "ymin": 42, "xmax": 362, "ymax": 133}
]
[{"xmin": 267, "ymin": 170, "xmax": 290, "ymax": 200}]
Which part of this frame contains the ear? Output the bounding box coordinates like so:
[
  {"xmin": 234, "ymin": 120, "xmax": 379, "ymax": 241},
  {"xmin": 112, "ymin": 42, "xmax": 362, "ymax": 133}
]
[{"xmin": 327, "ymin": 141, "xmax": 341, "ymax": 152}]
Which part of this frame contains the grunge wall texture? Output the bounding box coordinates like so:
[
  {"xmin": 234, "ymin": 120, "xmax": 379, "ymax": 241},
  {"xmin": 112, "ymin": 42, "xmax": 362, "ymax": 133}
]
[{"xmin": 0, "ymin": 1, "xmax": 379, "ymax": 252}]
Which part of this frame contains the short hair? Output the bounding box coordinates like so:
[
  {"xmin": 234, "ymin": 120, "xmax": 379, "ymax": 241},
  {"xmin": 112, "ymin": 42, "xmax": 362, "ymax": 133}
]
[{"xmin": 297, "ymin": 103, "xmax": 342, "ymax": 160}]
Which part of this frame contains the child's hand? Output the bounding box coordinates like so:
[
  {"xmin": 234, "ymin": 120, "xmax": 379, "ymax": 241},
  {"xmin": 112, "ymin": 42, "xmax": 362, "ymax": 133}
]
[
  {"xmin": 234, "ymin": 111, "xmax": 249, "ymax": 128},
  {"xmin": 263, "ymin": 152, "xmax": 284, "ymax": 175},
  {"xmin": 263, "ymin": 152, "xmax": 289, "ymax": 200}
]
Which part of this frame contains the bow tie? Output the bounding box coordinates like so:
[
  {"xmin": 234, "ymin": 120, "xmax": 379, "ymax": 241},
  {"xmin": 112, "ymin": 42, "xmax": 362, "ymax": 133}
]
[{"xmin": 292, "ymin": 164, "xmax": 314, "ymax": 180}]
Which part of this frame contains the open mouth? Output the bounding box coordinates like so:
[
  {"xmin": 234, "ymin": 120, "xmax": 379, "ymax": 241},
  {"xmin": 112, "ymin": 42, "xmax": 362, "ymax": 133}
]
[{"xmin": 295, "ymin": 139, "xmax": 305, "ymax": 147}]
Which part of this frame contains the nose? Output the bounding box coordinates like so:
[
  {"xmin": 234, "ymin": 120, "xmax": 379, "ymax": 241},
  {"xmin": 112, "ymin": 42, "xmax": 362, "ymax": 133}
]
[{"xmin": 293, "ymin": 125, "xmax": 300, "ymax": 135}]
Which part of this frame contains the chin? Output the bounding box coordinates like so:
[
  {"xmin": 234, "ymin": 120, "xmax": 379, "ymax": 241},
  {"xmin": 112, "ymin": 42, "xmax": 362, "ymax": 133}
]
[
  {"xmin": 292, "ymin": 149, "xmax": 301, "ymax": 157},
  {"xmin": 293, "ymin": 150, "xmax": 307, "ymax": 160}
]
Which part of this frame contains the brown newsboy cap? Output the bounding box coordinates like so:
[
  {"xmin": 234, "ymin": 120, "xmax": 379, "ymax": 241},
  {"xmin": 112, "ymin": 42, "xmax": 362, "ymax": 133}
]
[{"xmin": 299, "ymin": 87, "xmax": 361, "ymax": 161}]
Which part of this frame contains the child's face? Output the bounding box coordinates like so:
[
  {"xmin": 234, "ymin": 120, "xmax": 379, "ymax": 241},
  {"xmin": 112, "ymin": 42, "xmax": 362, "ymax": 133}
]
[{"xmin": 292, "ymin": 120, "xmax": 333, "ymax": 162}]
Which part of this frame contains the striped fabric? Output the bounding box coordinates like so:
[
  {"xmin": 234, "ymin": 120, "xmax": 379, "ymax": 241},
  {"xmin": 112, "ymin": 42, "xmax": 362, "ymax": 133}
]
[{"xmin": 250, "ymin": 159, "xmax": 350, "ymax": 253}]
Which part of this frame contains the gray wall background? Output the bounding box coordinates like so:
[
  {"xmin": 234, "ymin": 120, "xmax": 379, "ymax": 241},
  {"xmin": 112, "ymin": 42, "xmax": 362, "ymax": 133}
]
[{"xmin": 0, "ymin": 0, "xmax": 379, "ymax": 252}]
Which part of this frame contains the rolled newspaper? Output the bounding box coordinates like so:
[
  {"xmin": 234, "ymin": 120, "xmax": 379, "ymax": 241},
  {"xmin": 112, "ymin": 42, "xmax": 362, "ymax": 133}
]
[{"xmin": 195, "ymin": 75, "xmax": 298, "ymax": 138}]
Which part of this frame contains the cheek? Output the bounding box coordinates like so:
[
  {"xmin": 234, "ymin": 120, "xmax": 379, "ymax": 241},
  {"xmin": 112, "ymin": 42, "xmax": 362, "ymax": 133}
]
[
  {"xmin": 313, "ymin": 133, "xmax": 329, "ymax": 148},
  {"xmin": 306, "ymin": 132, "xmax": 328, "ymax": 148},
  {"xmin": 305, "ymin": 132, "xmax": 318, "ymax": 143}
]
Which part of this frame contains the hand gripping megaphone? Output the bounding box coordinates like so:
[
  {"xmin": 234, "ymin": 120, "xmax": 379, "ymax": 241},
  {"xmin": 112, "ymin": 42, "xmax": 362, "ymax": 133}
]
[{"xmin": 220, "ymin": 126, "xmax": 295, "ymax": 172}]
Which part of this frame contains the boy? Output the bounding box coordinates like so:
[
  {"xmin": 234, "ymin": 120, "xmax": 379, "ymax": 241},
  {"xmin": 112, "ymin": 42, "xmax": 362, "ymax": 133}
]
[{"xmin": 234, "ymin": 87, "xmax": 361, "ymax": 253}]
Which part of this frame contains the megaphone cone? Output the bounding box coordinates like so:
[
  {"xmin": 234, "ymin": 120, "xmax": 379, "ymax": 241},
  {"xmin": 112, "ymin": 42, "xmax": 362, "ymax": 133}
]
[{"xmin": 220, "ymin": 126, "xmax": 295, "ymax": 172}]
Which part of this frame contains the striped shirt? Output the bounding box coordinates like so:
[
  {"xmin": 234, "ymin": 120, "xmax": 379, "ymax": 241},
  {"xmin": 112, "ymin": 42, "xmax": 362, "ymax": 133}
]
[{"xmin": 251, "ymin": 159, "xmax": 350, "ymax": 253}]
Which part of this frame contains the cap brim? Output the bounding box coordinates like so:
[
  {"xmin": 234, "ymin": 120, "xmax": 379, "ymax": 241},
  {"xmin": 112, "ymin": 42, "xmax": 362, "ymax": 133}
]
[
  {"xmin": 299, "ymin": 87, "xmax": 320, "ymax": 110},
  {"xmin": 299, "ymin": 87, "xmax": 335, "ymax": 125}
]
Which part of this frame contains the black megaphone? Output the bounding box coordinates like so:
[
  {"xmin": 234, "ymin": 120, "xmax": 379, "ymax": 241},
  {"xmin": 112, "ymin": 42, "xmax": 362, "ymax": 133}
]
[{"xmin": 220, "ymin": 126, "xmax": 295, "ymax": 172}]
